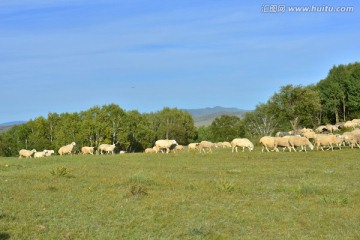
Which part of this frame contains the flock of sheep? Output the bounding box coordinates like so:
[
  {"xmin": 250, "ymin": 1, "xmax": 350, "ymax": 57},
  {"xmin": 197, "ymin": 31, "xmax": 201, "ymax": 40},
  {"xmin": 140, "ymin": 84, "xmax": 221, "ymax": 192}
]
[
  {"xmin": 18, "ymin": 142, "xmax": 123, "ymax": 158},
  {"xmin": 17, "ymin": 119, "xmax": 360, "ymax": 158},
  {"xmin": 145, "ymin": 119, "xmax": 360, "ymax": 154}
]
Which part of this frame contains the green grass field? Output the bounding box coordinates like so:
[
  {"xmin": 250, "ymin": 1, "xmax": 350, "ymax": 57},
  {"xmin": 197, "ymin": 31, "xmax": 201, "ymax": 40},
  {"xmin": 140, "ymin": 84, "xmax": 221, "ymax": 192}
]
[{"xmin": 1, "ymin": 149, "xmax": 359, "ymax": 239}]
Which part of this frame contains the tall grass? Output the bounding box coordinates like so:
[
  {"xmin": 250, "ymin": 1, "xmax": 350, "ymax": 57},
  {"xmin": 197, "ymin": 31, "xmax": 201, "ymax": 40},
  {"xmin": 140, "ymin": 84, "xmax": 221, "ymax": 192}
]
[{"xmin": 0, "ymin": 149, "xmax": 359, "ymax": 239}]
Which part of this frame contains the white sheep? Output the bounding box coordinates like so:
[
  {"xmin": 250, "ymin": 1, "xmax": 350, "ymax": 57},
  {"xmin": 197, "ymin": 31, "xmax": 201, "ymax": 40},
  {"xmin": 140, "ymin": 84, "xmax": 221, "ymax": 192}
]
[
  {"xmin": 173, "ymin": 145, "xmax": 184, "ymax": 152},
  {"xmin": 344, "ymin": 121, "xmax": 359, "ymax": 130},
  {"xmin": 198, "ymin": 141, "xmax": 215, "ymax": 153},
  {"xmin": 58, "ymin": 142, "xmax": 76, "ymax": 155},
  {"xmin": 222, "ymin": 141, "xmax": 232, "ymax": 148},
  {"xmin": 188, "ymin": 143, "xmax": 199, "ymax": 152},
  {"xmin": 34, "ymin": 150, "xmax": 49, "ymax": 158},
  {"xmin": 98, "ymin": 144, "xmax": 116, "ymax": 155},
  {"xmin": 19, "ymin": 149, "xmax": 37, "ymax": 158},
  {"xmin": 351, "ymin": 129, "xmax": 360, "ymax": 135},
  {"xmin": 302, "ymin": 131, "xmax": 316, "ymax": 140},
  {"xmin": 342, "ymin": 132, "xmax": 359, "ymax": 149},
  {"xmin": 299, "ymin": 128, "xmax": 314, "ymax": 134},
  {"xmin": 81, "ymin": 146, "xmax": 95, "ymax": 155},
  {"xmin": 119, "ymin": 151, "xmax": 127, "ymax": 154},
  {"xmin": 44, "ymin": 150, "xmax": 55, "ymax": 156},
  {"xmin": 155, "ymin": 140, "xmax": 178, "ymax": 153},
  {"xmin": 145, "ymin": 148, "xmax": 156, "ymax": 153},
  {"xmin": 231, "ymin": 138, "xmax": 254, "ymax": 152},
  {"xmin": 315, "ymin": 125, "xmax": 327, "ymax": 133},
  {"xmin": 351, "ymin": 119, "xmax": 360, "ymax": 124},
  {"xmin": 259, "ymin": 136, "xmax": 278, "ymax": 152},
  {"xmin": 287, "ymin": 136, "xmax": 314, "ymax": 152},
  {"xmin": 274, "ymin": 137, "xmax": 293, "ymax": 152},
  {"xmin": 348, "ymin": 134, "xmax": 360, "ymax": 149},
  {"xmin": 215, "ymin": 142, "xmax": 223, "ymax": 148},
  {"xmin": 326, "ymin": 124, "xmax": 340, "ymax": 133},
  {"xmin": 314, "ymin": 134, "xmax": 343, "ymax": 151}
]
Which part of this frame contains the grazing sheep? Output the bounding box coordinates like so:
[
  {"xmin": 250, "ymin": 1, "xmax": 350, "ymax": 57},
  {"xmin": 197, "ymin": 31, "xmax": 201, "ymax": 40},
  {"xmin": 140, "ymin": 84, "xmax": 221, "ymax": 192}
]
[
  {"xmin": 351, "ymin": 134, "xmax": 360, "ymax": 148},
  {"xmin": 274, "ymin": 137, "xmax": 293, "ymax": 152},
  {"xmin": 34, "ymin": 150, "xmax": 49, "ymax": 158},
  {"xmin": 314, "ymin": 134, "xmax": 343, "ymax": 151},
  {"xmin": 299, "ymin": 128, "xmax": 314, "ymax": 134},
  {"xmin": 19, "ymin": 149, "xmax": 37, "ymax": 158},
  {"xmin": 351, "ymin": 119, "xmax": 360, "ymax": 124},
  {"xmin": 287, "ymin": 136, "xmax": 314, "ymax": 152},
  {"xmin": 342, "ymin": 132, "xmax": 359, "ymax": 149},
  {"xmin": 315, "ymin": 125, "xmax": 327, "ymax": 133},
  {"xmin": 155, "ymin": 140, "xmax": 178, "ymax": 153},
  {"xmin": 175, "ymin": 145, "xmax": 184, "ymax": 151},
  {"xmin": 145, "ymin": 148, "xmax": 156, "ymax": 153},
  {"xmin": 326, "ymin": 124, "xmax": 340, "ymax": 133},
  {"xmin": 44, "ymin": 150, "xmax": 55, "ymax": 156},
  {"xmin": 344, "ymin": 121, "xmax": 359, "ymax": 130},
  {"xmin": 58, "ymin": 142, "xmax": 76, "ymax": 155},
  {"xmin": 259, "ymin": 136, "xmax": 278, "ymax": 152},
  {"xmin": 222, "ymin": 142, "xmax": 232, "ymax": 148},
  {"xmin": 119, "ymin": 151, "xmax": 127, "ymax": 154},
  {"xmin": 152, "ymin": 146, "xmax": 161, "ymax": 153},
  {"xmin": 231, "ymin": 138, "xmax": 254, "ymax": 152},
  {"xmin": 351, "ymin": 129, "xmax": 360, "ymax": 135},
  {"xmin": 302, "ymin": 131, "xmax": 316, "ymax": 140},
  {"xmin": 188, "ymin": 143, "xmax": 199, "ymax": 152},
  {"xmin": 198, "ymin": 141, "xmax": 215, "ymax": 153},
  {"xmin": 81, "ymin": 146, "xmax": 95, "ymax": 155},
  {"xmin": 98, "ymin": 144, "xmax": 116, "ymax": 155}
]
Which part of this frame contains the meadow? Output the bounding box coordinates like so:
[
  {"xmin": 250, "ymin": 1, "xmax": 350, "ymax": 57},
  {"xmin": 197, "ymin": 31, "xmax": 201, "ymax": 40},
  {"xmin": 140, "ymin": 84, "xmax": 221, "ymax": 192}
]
[{"xmin": 0, "ymin": 149, "xmax": 359, "ymax": 239}]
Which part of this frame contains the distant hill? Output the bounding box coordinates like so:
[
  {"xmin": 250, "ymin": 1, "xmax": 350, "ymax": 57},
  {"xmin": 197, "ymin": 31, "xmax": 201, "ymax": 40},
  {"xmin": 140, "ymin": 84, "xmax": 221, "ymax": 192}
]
[
  {"xmin": 0, "ymin": 121, "xmax": 26, "ymax": 133},
  {"xmin": 183, "ymin": 106, "xmax": 250, "ymax": 127}
]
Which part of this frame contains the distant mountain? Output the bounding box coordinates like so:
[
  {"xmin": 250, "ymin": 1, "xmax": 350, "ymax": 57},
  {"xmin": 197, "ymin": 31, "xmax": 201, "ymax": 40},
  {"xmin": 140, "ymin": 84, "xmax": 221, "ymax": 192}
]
[
  {"xmin": 0, "ymin": 121, "xmax": 26, "ymax": 127},
  {"xmin": 183, "ymin": 106, "xmax": 250, "ymax": 127},
  {"xmin": 0, "ymin": 121, "xmax": 26, "ymax": 133}
]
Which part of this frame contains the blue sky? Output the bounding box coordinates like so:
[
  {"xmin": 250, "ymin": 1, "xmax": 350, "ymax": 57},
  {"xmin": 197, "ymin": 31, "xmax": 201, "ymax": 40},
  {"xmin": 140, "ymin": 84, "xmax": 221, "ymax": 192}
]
[{"xmin": 1, "ymin": 0, "xmax": 359, "ymax": 123}]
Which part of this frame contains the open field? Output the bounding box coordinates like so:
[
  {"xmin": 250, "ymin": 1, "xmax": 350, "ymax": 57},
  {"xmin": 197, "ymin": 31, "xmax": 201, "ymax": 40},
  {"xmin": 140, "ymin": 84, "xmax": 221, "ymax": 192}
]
[{"xmin": 1, "ymin": 149, "xmax": 359, "ymax": 239}]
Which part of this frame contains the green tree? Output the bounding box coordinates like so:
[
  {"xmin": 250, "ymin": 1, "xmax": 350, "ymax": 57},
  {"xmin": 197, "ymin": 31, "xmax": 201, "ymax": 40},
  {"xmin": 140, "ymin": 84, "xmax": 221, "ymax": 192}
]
[
  {"xmin": 195, "ymin": 126, "xmax": 212, "ymax": 142},
  {"xmin": 268, "ymin": 85, "xmax": 321, "ymax": 130},
  {"xmin": 209, "ymin": 115, "xmax": 244, "ymax": 142},
  {"xmin": 242, "ymin": 103, "xmax": 279, "ymax": 138},
  {"xmin": 152, "ymin": 107, "xmax": 196, "ymax": 145},
  {"xmin": 125, "ymin": 110, "xmax": 156, "ymax": 152}
]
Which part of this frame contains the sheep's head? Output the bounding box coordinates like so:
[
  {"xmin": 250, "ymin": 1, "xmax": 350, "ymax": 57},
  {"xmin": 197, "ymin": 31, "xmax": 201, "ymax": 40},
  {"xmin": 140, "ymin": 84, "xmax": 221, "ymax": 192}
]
[{"xmin": 71, "ymin": 142, "xmax": 76, "ymax": 146}]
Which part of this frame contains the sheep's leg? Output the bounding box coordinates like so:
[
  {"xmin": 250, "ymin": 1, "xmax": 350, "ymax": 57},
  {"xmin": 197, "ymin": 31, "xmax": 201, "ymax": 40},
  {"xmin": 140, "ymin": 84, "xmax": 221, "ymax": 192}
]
[{"xmin": 242, "ymin": 147, "xmax": 245, "ymax": 152}]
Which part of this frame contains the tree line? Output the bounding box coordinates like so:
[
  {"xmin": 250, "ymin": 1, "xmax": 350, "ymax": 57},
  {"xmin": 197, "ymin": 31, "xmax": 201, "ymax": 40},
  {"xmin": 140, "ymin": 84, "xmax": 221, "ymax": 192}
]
[
  {"xmin": 0, "ymin": 62, "xmax": 359, "ymax": 156},
  {"xmin": 0, "ymin": 105, "xmax": 197, "ymax": 156}
]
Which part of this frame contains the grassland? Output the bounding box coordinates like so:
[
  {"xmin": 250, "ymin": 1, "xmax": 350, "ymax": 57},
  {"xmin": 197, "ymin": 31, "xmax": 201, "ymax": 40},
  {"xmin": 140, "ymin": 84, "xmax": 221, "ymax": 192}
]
[{"xmin": 0, "ymin": 149, "xmax": 359, "ymax": 239}]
